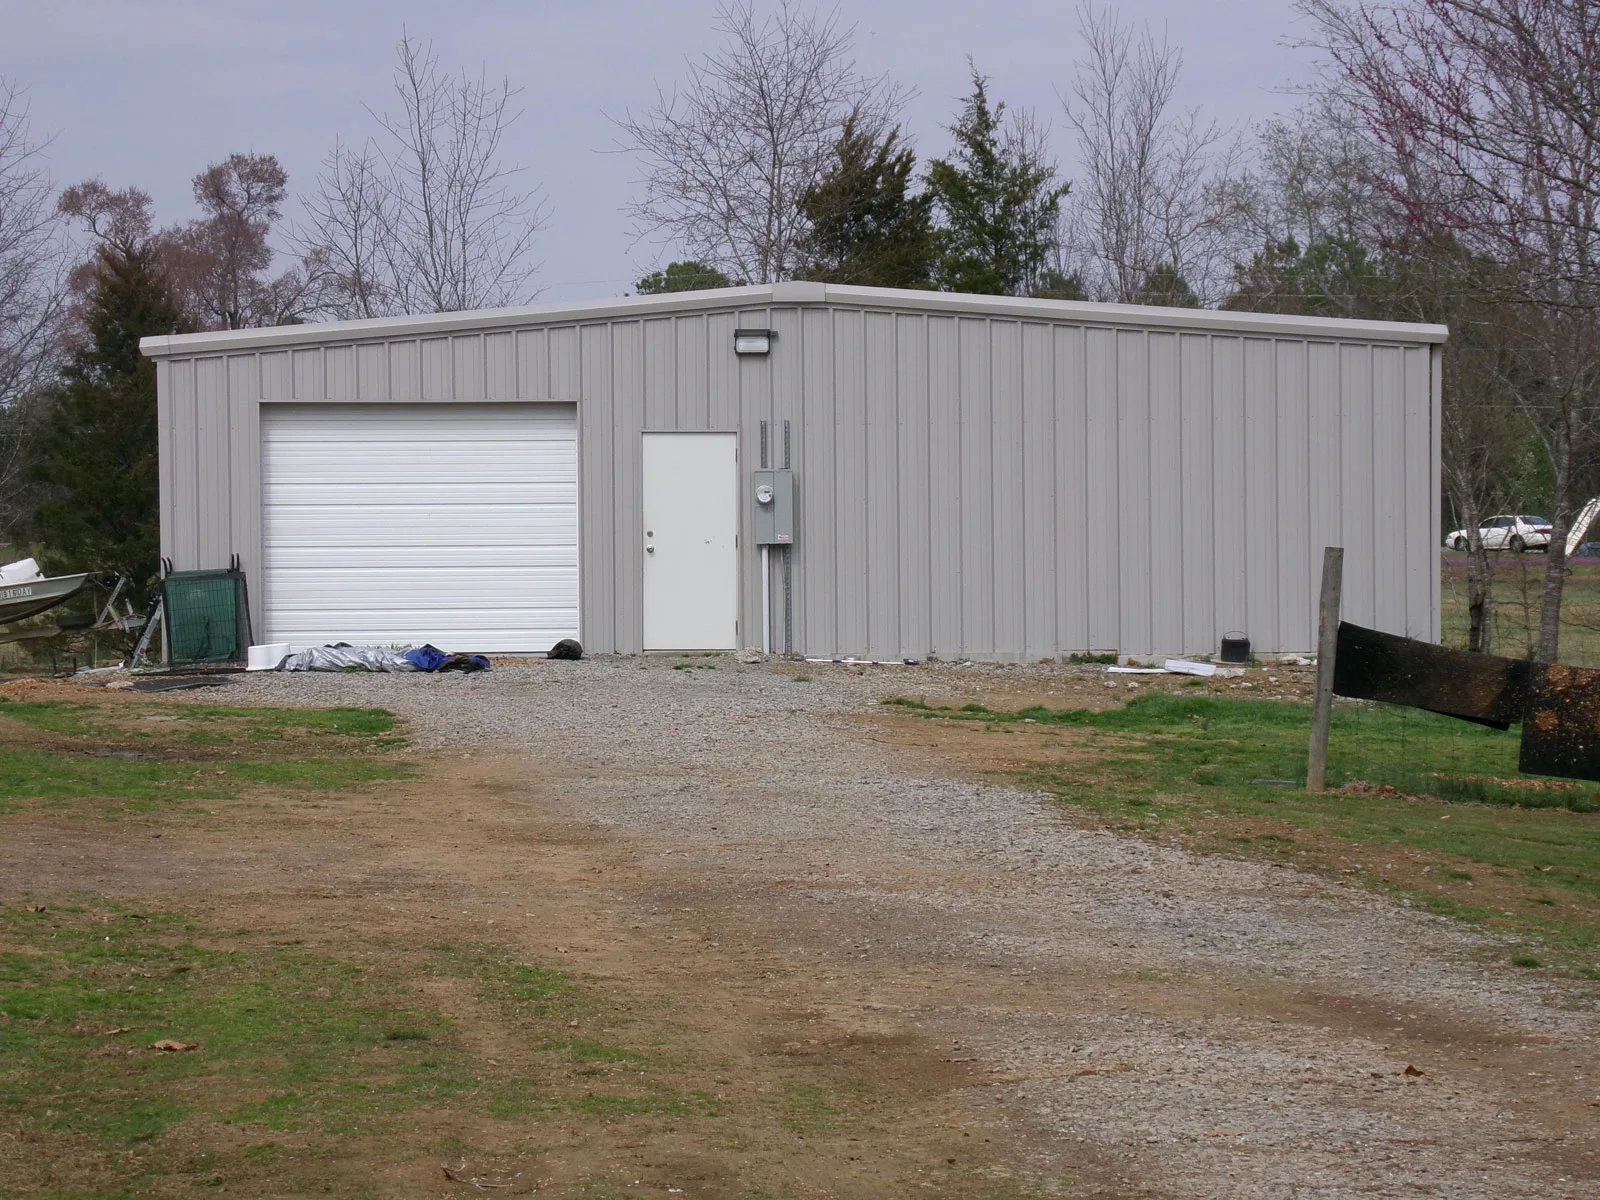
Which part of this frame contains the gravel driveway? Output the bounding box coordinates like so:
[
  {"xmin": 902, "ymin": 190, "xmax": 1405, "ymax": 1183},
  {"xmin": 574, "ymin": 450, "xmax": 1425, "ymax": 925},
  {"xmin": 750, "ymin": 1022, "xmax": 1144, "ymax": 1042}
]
[{"xmin": 217, "ymin": 656, "xmax": 1600, "ymax": 1199}]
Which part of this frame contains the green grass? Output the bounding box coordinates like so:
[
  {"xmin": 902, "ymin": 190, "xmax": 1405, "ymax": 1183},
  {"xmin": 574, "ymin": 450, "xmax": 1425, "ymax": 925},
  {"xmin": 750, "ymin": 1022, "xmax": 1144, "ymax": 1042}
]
[
  {"xmin": 0, "ymin": 697, "xmax": 397, "ymax": 743},
  {"xmin": 0, "ymin": 902, "xmax": 469, "ymax": 1150},
  {"xmin": 0, "ymin": 699, "xmax": 411, "ymax": 815},
  {"xmin": 0, "ymin": 747, "xmax": 412, "ymax": 815},
  {"xmin": 886, "ymin": 692, "xmax": 1600, "ymax": 968}
]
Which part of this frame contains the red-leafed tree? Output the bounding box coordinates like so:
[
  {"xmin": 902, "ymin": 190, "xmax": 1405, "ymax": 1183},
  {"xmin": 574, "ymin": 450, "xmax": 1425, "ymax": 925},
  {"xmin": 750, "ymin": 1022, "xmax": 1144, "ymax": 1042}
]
[{"xmin": 1304, "ymin": 0, "xmax": 1600, "ymax": 662}]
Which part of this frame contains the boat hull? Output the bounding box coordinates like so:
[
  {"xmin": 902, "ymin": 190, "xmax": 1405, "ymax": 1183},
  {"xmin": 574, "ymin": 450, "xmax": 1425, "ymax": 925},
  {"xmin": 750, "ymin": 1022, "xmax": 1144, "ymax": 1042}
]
[{"xmin": 0, "ymin": 573, "xmax": 92, "ymax": 625}]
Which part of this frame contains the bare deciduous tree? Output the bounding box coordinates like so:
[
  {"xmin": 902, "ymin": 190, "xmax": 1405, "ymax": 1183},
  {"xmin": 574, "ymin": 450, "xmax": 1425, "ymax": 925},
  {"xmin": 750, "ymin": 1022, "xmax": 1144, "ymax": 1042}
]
[
  {"xmin": 1305, "ymin": 0, "xmax": 1600, "ymax": 662},
  {"xmin": 1058, "ymin": 2, "xmax": 1247, "ymax": 304},
  {"xmin": 173, "ymin": 153, "xmax": 310, "ymax": 329},
  {"xmin": 1246, "ymin": 98, "xmax": 1385, "ymax": 249},
  {"xmin": 296, "ymin": 35, "xmax": 546, "ymax": 317},
  {"xmin": 0, "ymin": 79, "xmax": 67, "ymax": 542},
  {"xmin": 614, "ymin": 0, "xmax": 906, "ymax": 284}
]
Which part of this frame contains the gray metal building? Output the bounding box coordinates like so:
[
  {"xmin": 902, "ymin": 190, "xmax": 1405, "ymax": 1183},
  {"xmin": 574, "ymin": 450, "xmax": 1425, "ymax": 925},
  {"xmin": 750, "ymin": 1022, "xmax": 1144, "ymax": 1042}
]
[{"xmin": 141, "ymin": 282, "xmax": 1447, "ymax": 661}]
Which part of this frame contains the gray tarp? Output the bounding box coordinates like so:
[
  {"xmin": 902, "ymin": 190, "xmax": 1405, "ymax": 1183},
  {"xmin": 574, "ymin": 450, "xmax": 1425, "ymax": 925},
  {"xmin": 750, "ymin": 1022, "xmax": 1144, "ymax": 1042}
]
[{"xmin": 277, "ymin": 645, "xmax": 418, "ymax": 673}]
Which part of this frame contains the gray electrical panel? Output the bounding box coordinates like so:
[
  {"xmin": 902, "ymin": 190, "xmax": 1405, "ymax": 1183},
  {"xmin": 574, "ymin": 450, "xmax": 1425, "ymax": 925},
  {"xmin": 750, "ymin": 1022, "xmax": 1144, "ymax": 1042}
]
[{"xmin": 752, "ymin": 469, "xmax": 795, "ymax": 544}]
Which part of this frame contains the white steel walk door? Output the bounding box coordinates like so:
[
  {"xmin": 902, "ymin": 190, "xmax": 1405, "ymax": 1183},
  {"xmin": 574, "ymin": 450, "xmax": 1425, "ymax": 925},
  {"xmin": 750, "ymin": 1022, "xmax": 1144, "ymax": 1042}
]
[
  {"xmin": 261, "ymin": 402, "xmax": 578, "ymax": 653},
  {"xmin": 642, "ymin": 432, "xmax": 738, "ymax": 650}
]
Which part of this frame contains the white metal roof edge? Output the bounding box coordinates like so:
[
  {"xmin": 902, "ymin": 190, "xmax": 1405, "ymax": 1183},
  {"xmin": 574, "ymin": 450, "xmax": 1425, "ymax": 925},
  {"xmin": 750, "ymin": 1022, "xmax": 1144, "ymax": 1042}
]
[{"xmin": 138, "ymin": 280, "xmax": 1448, "ymax": 358}]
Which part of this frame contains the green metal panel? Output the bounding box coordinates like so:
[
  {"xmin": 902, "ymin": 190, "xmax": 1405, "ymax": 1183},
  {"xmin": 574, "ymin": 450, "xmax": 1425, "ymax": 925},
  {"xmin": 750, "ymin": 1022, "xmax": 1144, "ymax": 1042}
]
[{"xmin": 164, "ymin": 569, "xmax": 246, "ymax": 664}]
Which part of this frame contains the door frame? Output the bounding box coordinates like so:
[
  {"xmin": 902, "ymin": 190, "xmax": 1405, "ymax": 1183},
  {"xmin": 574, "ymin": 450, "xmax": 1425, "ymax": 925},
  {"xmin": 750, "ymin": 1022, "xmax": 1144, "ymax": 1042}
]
[{"xmin": 639, "ymin": 429, "xmax": 741, "ymax": 652}]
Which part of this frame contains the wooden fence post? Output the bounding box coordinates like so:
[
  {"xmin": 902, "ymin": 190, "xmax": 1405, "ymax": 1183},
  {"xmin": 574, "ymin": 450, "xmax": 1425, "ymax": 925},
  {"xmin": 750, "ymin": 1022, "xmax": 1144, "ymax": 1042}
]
[{"xmin": 1307, "ymin": 546, "xmax": 1344, "ymax": 792}]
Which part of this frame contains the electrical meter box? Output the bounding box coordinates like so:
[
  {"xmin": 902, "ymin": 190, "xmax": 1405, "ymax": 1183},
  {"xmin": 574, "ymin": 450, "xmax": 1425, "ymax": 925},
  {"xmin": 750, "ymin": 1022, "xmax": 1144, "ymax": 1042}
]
[{"xmin": 752, "ymin": 469, "xmax": 795, "ymax": 545}]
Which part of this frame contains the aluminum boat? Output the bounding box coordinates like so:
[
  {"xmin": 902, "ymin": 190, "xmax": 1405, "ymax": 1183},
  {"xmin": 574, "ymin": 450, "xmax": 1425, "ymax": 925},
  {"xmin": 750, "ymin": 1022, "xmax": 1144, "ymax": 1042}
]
[{"xmin": 0, "ymin": 559, "xmax": 92, "ymax": 625}]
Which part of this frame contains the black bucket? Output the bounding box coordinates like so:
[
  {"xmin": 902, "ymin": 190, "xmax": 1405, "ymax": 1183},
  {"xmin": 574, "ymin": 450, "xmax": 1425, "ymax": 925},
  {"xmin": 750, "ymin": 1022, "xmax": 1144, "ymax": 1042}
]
[{"xmin": 1219, "ymin": 632, "xmax": 1250, "ymax": 664}]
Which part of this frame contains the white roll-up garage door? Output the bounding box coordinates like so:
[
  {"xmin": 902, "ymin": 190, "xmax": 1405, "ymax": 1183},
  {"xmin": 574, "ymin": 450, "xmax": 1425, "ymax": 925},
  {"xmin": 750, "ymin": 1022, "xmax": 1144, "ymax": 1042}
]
[{"xmin": 261, "ymin": 403, "xmax": 578, "ymax": 653}]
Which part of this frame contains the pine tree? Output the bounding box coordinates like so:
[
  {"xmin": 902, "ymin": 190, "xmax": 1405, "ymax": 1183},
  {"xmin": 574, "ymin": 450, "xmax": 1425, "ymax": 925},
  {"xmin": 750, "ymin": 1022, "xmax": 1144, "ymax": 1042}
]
[
  {"xmin": 635, "ymin": 261, "xmax": 734, "ymax": 294},
  {"xmin": 926, "ymin": 70, "xmax": 1068, "ymax": 296},
  {"xmin": 22, "ymin": 242, "xmax": 187, "ymax": 603},
  {"xmin": 1134, "ymin": 264, "xmax": 1201, "ymax": 308},
  {"xmin": 795, "ymin": 117, "xmax": 935, "ymax": 288}
]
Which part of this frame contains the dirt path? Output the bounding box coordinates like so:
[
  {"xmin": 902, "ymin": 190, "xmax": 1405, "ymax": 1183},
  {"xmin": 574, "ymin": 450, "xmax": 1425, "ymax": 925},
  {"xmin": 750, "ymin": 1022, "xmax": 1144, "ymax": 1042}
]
[{"xmin": 4, "ymin": 659, "xmax": 1597, "ymax": 1198}]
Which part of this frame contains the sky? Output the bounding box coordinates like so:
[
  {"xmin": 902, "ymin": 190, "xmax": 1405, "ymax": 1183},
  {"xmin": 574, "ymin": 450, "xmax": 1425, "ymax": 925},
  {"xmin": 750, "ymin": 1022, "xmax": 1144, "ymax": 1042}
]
[{"xmin": 1, "ymin": 0, "xmax": 1323, "ymax": 305}]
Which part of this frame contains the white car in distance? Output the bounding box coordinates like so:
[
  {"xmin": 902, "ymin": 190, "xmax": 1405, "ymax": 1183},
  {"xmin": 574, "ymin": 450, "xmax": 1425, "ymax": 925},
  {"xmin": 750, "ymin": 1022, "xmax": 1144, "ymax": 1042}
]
[{"xmin": 1443, "ymin": 515, "xmax": 1553, "ymax": 553}]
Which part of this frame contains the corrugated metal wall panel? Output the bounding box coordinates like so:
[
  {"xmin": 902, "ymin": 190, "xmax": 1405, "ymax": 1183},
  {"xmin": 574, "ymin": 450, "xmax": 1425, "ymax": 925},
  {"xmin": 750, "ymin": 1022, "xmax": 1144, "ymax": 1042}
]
[
  {"xmin": 799, "ymin": 307, "xmax": 835, "ymax": 654},
  {"xmin": 958, "ymin": 318, "xmax": 994, "ymax": 657},
  {"xmin": 1178, "ymin": 334, "xmax": 1215, "ymax": 653},
  {"xmin": 161, "ymin": 297, "xmax": 1442, "ymax": 661},
  {"xmin": 453, "ymin": 334, "xmax": 485, "ymax": 400},
  {"xmin": 895, "ymin": 314, "xmax": 931, "ymax": 657},
  {"xmin": 1021, "ymin": 322, "xmax": 1055, "ymax": 659},
  {"xmin": 195, "ymin": 357, "xmax": 229, "ymax": 566},
  {"xmin": 1211, "ymin": 337, "xmax": 1247, "ymax": 644},
  {"xmin": 1116, "ymin": 331, "xmax": 1153, "ymax": 655},
  {"xmin": 991, "ymin": 321, "xmax": 1025, "ymax": 658},
  {"xmin": 1243, "ymin": 338, "xmax": 1280, "ymax": 652},
  {"xmin": 292, "ymin": 348, "xmax": 321, "ymax": 401},
  {"xmin": 927, "ymin": 316, "xmax": 961, "ymax": 656},
  {"xmin": 1339, "ymin": 343, "xmax": 1376, "ymax": 629},
  {"xmin": 581, "ymin": 323, "xmax": 615, "ymax": 650},
  {"xmin": 156, "ymin": 360, "xmax": 174, "ymax": 575},
  {"xmin": 357, "ymin": 342, "xmax": 388, "ymax": 400},
  {"xmin": 833, "ymin": 310, "xmax": 869, "ymax": 655},
  {"xmin": 1084, "ymin": 327, "xmax": 1119, "ymax": 651},
  {"xmin": 1306, "ymin": 340, "xmax": 1343, "ymax": 634},
  {"xmin": 261, "ymin": 351, "xmax": 290, "ymax": 401},
  {"xmin": 611, "ymin": 321, "xmax": 645, "ymax": 651},
  {"xmin": 516, "ymin": 329, "xmax": 548, "ymax": 400},
  {"xmin": 227, "ymin": 355, "xmax": 262, "ymax": 632},
  {"xmin": 1147, "ymin": 332, "xmax": 1183, "ymax": 654},
  {"xmin": 1054, "ymin": 325, "xmax": 1090, "ymax": 653},
  {"xmin": 325, "ymin": 345, "xmax": 355, "ymax": 402},
  {"xmin": 390, "ymin": 340, "xmax": 420, "ymax": 401},
  {"xmin": 1275, "ymin": 340, "xmax": 1312, "ymax": 651},
  {"xmin": 167, "ymin": 358, "xmax": 199, "ymax": 567},
  {"xmin": 865, "ymin": 311, "xmax": 898, "ymax": 656},
  {"xmin": 485, "ymin": 332, "xmax": 515, "ymax": 399}
]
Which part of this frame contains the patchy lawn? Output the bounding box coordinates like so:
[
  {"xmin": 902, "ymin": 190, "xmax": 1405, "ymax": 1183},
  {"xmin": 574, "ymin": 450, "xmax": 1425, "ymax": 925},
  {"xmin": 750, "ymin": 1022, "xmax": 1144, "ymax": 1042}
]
[
  {"xmin": 0, "ymin": 695, "xmax": 412, "ymax": 816},
  {"xmin": 0, "ymin": 902, "xmax": 724, "ymax": 1197}
]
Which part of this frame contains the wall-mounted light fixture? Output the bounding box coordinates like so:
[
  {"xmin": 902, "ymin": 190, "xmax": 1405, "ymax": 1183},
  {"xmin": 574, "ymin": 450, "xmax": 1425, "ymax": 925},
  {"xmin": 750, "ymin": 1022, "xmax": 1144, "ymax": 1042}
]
[{"xmin": 733, "ymin": 328, "xmax": 776, "ymax": 355}]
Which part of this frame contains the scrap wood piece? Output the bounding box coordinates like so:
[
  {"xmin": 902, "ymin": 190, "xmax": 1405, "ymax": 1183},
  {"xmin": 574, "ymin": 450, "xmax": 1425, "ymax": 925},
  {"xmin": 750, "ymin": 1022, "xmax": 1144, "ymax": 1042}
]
[{"xmin": 1332, "ymin": 622, "xmax": 1531, "ymax": 729}]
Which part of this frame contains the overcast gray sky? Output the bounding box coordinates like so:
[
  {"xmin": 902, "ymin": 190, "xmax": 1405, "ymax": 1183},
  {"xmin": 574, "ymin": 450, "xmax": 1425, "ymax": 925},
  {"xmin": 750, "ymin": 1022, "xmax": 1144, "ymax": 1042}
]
[{"xmin": 1, "ymin": 0, "xmax": 1320, "ymax": 304}]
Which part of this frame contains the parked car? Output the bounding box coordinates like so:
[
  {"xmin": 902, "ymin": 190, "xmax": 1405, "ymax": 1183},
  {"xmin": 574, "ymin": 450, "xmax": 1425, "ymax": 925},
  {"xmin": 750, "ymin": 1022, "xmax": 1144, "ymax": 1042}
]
[
  {"xmin": 1443, "ymin": 514, "xmax": 1553, "ymax": 552},
  {"xmin": 1572, "ymin": 542, "xmax": 1600, "ymax": 560}
]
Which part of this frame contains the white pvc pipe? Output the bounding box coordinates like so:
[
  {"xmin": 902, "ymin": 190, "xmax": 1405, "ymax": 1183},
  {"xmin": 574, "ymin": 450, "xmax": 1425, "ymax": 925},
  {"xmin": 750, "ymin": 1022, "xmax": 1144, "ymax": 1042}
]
[{"xmin": 760, "ymin": 545, "xmax": 770, "ymax": 655}]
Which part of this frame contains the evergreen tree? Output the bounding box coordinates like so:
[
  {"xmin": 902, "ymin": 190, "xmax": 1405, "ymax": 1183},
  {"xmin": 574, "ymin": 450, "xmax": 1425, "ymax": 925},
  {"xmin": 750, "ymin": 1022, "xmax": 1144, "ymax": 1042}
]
[
  {"xmin": 22, "ymin": 241, "xmax": 187, "ymax": 603},
  {"xmin": 926, "ymin": 70, "xmax": 1068, "ymax": 296},
  {"xmin": 795, "ymin": 116, "xmax": 935, "ymax": 288},
  {"xmin": 635, "ymin": 261, "xmax": 734, "ymax": 294},
  {"xmin": 1133, "ymin": 264, "xmax": 1201, "ymax": 308},
  {"xmin": 1221, "ymin": 237, "xmax": 1397, "ymax": 320},
  {"xmin": 1033, "ymin": 268, "xmax": 1088, "ymax": 301}
]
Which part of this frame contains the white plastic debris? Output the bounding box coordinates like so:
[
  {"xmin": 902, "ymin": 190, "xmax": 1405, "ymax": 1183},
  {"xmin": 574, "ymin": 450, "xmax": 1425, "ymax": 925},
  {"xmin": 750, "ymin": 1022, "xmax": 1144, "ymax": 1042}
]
[
  {"xmin": 1162, "ymin": 658, "xmax": 1216, "ymax": 677},
  {"xmin": 246, "ymin": 643, "xmax": 291, "ymax": 671},
  {"xmin": 0, "ymin": 557, "xmax": 44, "ymax": 585}
]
